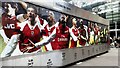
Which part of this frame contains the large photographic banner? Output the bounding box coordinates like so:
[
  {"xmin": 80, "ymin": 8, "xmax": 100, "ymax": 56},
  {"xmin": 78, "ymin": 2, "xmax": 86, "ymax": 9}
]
[{"xmin": 0, "ymin": 1, "xmax": 109, "ymax": 58}]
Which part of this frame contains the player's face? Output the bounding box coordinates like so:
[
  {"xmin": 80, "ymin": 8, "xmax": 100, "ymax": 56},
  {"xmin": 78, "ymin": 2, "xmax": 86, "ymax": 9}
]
[
  {"xmin": 27, "ymin": 8, "xmax": 36, "ymax": 17},
  {"xmin": 47, "ymin": 12, "xmax": 55, "ymax": 26},
  {"xmin": 72, "ymin": 18, "xmax": 77, "ymax": 26},
  {"xmin": 90, "ymin": 23, "xmax": 93, "ymax": 28},
  {"xmin": 27, "ymin": 7, "xmax": 36, "ymax": 21},
  {"xmin": 95, "ymin": 24, "xmax": 98, "ymax": 27},
  {"xmin": 48, "ymin": 12, "xmax": 54, "ymax": 22},
  {"xmin": 61, "ymin": 17, "xmax": 65, "ymax": 21}
]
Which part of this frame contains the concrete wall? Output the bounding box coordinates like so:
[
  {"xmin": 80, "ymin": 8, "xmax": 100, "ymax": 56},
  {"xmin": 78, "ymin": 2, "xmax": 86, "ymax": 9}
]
[{"xmin": 1, "ymin": 44, "xmax": 109, "ymax": 67}]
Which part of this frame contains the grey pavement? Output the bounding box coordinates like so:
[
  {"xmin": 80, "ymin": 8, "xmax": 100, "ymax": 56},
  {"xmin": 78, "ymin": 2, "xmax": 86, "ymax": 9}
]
[{"xmin": 67, "ymin": 48, "xmax": 119, "ymax": 68}]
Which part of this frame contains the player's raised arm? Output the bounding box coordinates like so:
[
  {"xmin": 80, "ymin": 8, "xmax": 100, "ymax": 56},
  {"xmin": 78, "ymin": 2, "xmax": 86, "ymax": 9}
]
[
  {"xmin": 69, "ymin": 28, "xmax": 78, "ymax": 41},
  {"xmin": 35, "ymin": 28, "xmax": 56, "ymax": 48}
]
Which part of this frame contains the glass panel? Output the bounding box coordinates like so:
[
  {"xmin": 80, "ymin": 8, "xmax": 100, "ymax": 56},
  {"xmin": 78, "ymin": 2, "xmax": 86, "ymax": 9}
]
[
  {"xmin": 110, "ymin": 31, "xmax": 115, "ymax": 39},
  {"xmin": 117, "ymin": 31, "xmax": 120, "ymax": 37}
]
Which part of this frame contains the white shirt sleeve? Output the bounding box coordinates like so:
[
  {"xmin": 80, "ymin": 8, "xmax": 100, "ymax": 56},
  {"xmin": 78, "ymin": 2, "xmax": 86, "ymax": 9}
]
[
  {"xmin": 84, "ymin": 25, "xmax": 88, "ymax": 39},
  {"xmin": 17, "ymin": 14, "xmax": 26, "ymax": 23},
  {"xmin": 18, "ymin": 21, "xmax": 27, "ymax": 31},
  {"xmin": 54, "ymin": 22, "xmax": 59, "ymax": 27},
  {"xmin": 69, "ymin": 28, "xmax": 78, "ymax": 41},
  {"xmin": 1, "ymin": 34, "xmax": 20, "ymax": 57},
  {"xmin": 43, "ymin": 20, "xmax": 48, "ymax": 28},
  {"xmin": 35, "ymin": 28, "xmax": 56, "ymax": 47}
]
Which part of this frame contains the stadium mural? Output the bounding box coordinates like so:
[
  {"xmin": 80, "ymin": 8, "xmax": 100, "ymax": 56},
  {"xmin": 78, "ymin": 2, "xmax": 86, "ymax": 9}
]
[{"xmin": 0, "ymin": 2, "xmax": 109, "ymax": 57}]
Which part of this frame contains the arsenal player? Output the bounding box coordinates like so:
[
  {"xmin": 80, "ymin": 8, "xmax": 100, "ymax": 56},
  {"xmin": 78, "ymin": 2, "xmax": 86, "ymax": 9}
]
[
  {"xmin": 0, "ymin": 2, "xmax": 20, "ymax": 43},
  {"xmin": 69, "ymin": 18, "xmax": 79, "ymax": 48},
  {"xmin": 94, "ymin": 23, "xmax": 99, "ymax": 44},
  {"xmin": 83, "ymin": 21, "xmax": 89, "ymax": 46},
  {"xmin": 89, "ymin": 23, "xmax": 95, "ymax": 45},
  {"xmin": 42, "ymin": 11, "xmax": 59, "ymax": 51},
  {"xmin": 87, "ymin": 22, "xmax": 91, "ymax": 44},
  {"xmin": 78, "ymin": 20, "xmax": 87, "ymax": 47},
  {"xmin": 1, "ymin": 6, "xmax": 48, "ymax": 57}
]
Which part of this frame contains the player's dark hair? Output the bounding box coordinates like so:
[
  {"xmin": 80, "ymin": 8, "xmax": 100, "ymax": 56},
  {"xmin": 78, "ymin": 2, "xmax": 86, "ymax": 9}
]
[{"xmin": 27, "ymin": 6, "xmax": 37, "ymax": 14}]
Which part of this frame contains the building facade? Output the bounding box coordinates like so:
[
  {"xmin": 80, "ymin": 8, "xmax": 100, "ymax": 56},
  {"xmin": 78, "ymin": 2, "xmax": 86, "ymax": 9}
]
[{"xmin": 94, "ymin": 1, "xmax": 120, "ymax": 38}]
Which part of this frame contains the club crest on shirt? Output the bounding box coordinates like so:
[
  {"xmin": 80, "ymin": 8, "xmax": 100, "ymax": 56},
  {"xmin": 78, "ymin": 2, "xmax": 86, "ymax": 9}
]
[{"xmin": 31, "ymin": 31, "xmax": 34, "ymax": 36}]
